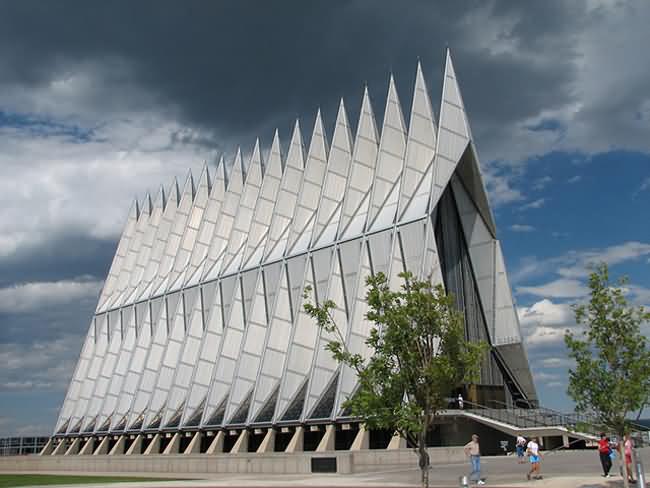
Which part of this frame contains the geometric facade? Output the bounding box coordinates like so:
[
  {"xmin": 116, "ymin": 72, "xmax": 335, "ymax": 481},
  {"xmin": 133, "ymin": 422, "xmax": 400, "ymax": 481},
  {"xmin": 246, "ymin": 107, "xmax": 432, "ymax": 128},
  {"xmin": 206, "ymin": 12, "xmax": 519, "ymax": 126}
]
[{"xmin": 54, "ymin": 50, "xmax": 536, "ymax": 439}]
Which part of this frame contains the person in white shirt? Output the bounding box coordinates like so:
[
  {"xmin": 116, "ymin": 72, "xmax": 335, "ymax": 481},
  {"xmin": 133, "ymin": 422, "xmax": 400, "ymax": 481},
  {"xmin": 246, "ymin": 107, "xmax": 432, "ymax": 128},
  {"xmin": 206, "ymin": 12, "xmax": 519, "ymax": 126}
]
[
  {"xmin": 515, "ymin": 435, "xmax": 526, "ymax": 463},
  {"xmin": 526, "ymin": 437, "xmax": 542, "ymax": 480},
  {"xmin": 458, "ymin": 393, "xmax": 464, "ymax": 409}
]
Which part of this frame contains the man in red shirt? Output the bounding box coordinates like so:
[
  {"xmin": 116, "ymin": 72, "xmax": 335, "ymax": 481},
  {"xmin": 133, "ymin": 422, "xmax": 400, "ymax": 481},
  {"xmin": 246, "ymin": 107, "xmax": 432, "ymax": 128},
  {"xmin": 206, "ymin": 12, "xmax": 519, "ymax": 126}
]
[{"xmin": 598, "ymin": 433, "xmax": 613, "ymax": 477}]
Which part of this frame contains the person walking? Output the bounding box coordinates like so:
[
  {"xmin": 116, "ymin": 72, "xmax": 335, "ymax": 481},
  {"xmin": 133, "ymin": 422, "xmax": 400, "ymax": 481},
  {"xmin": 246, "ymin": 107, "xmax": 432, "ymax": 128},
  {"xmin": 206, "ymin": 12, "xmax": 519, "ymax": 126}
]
[
  {"xmin": 598, "ymin": 433, "xmax": 613, "ymax": 477},
  {"xmin": 458, "ymin": 393, "xmax": 464, "ymax": 409},
  {"xmin": 464, "ymin": 434, "xmax": 485, "ymax": 485},
  {"xmin": 624, "ymin": 434, "xmax": 636, "ymax": 483},
  {"xmin": 526, "ymin": 437, "xmax": 542, "ymax": 480},
  {"xmin": 515, "ymin": 435, "xmax": 527, "ymax": 464}
]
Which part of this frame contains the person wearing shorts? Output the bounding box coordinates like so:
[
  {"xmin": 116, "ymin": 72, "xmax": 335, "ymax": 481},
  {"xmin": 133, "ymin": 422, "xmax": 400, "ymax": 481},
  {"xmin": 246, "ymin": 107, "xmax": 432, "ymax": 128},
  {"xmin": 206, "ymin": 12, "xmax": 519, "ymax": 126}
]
[
  {"xmin": 526, "ymin": 437, "xmax": 541, "ymax": 480},
  {"xmin": 516, "ymin": 435, "xmax": 526, "ymax": 463},
  {"xmin": 624, "ymin": 434, "xmax": 636, "ymax": 483}
]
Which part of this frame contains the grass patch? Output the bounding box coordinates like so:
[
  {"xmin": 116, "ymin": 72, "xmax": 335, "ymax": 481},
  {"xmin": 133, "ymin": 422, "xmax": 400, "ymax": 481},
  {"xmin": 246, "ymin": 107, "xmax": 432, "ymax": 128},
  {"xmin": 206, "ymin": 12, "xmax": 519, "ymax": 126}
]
[{"xmin": 0, "ymin": 474, "xmax": 179, "ymax": 487}]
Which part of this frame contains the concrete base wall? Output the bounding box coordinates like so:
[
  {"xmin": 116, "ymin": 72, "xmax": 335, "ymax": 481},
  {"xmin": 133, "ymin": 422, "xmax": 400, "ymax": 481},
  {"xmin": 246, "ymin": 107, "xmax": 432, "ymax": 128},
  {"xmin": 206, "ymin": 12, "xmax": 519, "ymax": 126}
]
[{"xmin": 0, "ymin": 447, "xmax": 464, "ymax": 475}]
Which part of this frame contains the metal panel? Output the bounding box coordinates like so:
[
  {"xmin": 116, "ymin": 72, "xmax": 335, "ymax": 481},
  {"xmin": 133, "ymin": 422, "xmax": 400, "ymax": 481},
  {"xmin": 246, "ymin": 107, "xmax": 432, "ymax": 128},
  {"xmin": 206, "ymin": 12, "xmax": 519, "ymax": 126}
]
[
  {"xmin": 221, "ymin": 141, "xmax": 264, "ymax": 275},
  {"xmin": 53, "ymin": 322, "xmax": 95, "ymax": 434},
  {"xmin": 136, "ymin": 180, "xmax": 180, "ymax": 301},
  {"xmin": 96, "ymin": 202, "xmax": 139, "ymax": 313},
  {"xmin": 368, "ymin": 75, "xmax": 407, "ymax": 231},
  {"xmin": 312, "ymin": 100, "xmax": 353, "ymax": 247},
  {"xmin": 95, "ymin": 306, "xmax": 136, "ymax": 431},
  {"xmin": 183, "ymin": 158, "xmax": 227, "ymax": 288},
  {"xmin": 202, "ymin": 150, "xmax": 245, "ymax": 282},
  {"xmin": 430, "ymin": 50, "xmax": 471, "ymax": 213},
  {"xmin": 180, "ymin": 280, "xmax": 226, "ymax": 427},
  {"xmin": 286, "ymin": 111, "xmax": 329, "ymax": 255},
  {"xmin": 242, "ymin": 132, "xmax": 284, "ymax": 269},
  {"xmin": 399, "ymin": 62, "xmax": 437, "ymax": 221},
  {"xmin": 338, "ymin": 88, "xmax": 379, "ymax": 239},
  {"xmin": 167, "ymin": 166, "xmax": 212, "ymax": 292},
  {"xmin": 123, "ymin": 188, "xmax": 166, "ymax": 307},
  {"xmin": 265, "ymin": 121, "xmax": 305, "ymax": 262},
  {"xmin": 150, "ymin": 173, "xmax": 195, "ymax": 297}
]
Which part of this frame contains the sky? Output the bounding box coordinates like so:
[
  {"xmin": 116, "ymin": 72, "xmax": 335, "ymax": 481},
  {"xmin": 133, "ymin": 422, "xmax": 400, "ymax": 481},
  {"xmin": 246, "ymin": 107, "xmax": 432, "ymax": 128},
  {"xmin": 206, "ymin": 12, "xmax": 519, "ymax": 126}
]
[{"xmin": 0, "ymin": 0, "xmax": 649, "ymax": 437}]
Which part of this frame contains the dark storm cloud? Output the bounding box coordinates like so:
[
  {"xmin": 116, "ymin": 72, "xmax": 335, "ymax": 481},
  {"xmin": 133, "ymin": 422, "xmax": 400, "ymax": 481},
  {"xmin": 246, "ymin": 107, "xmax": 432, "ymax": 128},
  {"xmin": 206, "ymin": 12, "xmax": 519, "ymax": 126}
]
[
  {"xmin": 0, "ymin": 295, "xmax": 95, "ymax": 346},
  {"xmin": 0, "ymin": 232, "xmax": 115, "ymax": 288},
  {"xmin": 0, "ymin": 0, "xmax": 583, "ymax": 146}
]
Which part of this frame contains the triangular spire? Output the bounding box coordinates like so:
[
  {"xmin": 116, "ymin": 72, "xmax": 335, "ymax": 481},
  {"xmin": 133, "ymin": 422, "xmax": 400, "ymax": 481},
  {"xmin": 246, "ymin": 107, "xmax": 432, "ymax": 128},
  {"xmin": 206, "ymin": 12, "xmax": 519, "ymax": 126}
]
[
  {"xmin": 221, "ymin": 139, "xmax": 264, "ymax": 275},
  {"xmin": 143, "ymin": 193, "xmax": 153, "ymax": 216},
  {"xmin": 166, "ymin": 164, "xmax": 212, "ymax": 293},
  {"xmin": 338, "ymin": 86, "xmax": 379, "ymax": 239},
  {"xmin": 287, "ymin": 120, "xmax": 305, "ymax": 170},
  {"xmin": 242, "ymin": 130, "xmax": 283, "ymax": 269},
  {"xmin": 182, "ymin": 156, "xmax": 228, "ymax": 289},
  {"xmin": 368, "ymin": 74, "xmax": 407, "ymax": 230},
  {"xmin": 312, "ymin": 98, "xmax": 353, "ymax": 247},
  {"xmin": 168, "ymin": 177, "xmax": 181, "ymax": 210},
  {"xmin": 398, "ymin": 61, "xmax": 438, "ymax": 221},
  {"xmin": 229, "ymin": 147, "xmax": 244, "ymax": 189},
  {"xmin": 286, "ymin": 109, "xmax": 329, "ymax": 255},
  {"xmin": 264, "ymin": 120, "xmax": 306, "ymax": 262},
  {"xmin": 155, "ymin": 185, "xmax": 166, "ymax": 212},
  {"xmin": 149, "ymin": 171, "xmax": 195, "ymax": 297},
  {"xmin": 215, "ymin": 155, "xmax": 226, "ymax": 189},
  {"xmin": 430, "ymin": 48, "xmax": 472, "ymax": 211},
  {"xmin": 95, "ymin": 200, "xmax": 140, "ymax": 313},
  {"xmin": 200, "ymin": 149, "xmax": 246, "ymax": 282}
]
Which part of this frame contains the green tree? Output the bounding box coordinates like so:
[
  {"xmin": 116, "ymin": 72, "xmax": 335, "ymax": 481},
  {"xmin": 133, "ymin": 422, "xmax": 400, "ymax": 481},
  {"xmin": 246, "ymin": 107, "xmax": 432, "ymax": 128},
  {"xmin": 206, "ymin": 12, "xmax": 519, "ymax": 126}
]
[
  {"xmin": 565, "ymin": 263, "xmax": 650, "ymax": 486},
  {"xmin": 304, "ymin": 271, "xmax": 487, "ymax": 488}
]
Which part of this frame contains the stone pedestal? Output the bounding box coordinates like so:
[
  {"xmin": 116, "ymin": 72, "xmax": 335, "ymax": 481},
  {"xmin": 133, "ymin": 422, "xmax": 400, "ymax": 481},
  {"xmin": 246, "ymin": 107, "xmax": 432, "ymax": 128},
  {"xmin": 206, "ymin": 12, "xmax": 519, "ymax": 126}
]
[
  {"xmin": 316, "ymin": 425, "xmax": 335, "ymax": 452},
  {"xmin": 285, "ymin": 426, "xmax": 304, "ymax": 453}
]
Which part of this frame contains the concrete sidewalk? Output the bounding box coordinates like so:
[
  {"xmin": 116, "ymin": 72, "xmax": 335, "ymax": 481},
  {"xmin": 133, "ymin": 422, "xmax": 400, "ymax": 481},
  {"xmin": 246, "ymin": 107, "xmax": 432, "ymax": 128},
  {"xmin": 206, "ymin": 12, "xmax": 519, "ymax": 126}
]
[
  {"xmin": 6, "ymin": 448, "xmax": 649, "ymax": 488},
  {"xmin": 11, "ymin": 476, "xmax": 646, "ymax": 488}
]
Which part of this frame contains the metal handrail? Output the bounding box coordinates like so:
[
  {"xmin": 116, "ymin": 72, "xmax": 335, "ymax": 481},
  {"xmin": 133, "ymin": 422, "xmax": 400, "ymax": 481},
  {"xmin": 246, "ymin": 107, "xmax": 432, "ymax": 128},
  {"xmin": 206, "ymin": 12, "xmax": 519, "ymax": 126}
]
[{"xmin": 456, "ymin": 399, "xmax": 649, "ymax": 439}]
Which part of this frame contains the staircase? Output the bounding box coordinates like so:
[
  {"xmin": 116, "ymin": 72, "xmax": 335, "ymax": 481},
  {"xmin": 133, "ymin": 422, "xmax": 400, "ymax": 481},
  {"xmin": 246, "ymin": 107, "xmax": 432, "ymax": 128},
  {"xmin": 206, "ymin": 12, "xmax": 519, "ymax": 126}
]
[{"xmin": 441, "ymin": 400, "xmax": 649, "ymax": 442}]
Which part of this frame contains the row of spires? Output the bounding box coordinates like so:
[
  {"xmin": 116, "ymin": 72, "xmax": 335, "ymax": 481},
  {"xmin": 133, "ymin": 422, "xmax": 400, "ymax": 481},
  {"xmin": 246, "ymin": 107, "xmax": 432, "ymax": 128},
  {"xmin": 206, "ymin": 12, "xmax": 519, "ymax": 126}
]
[
  {"xmin": 95, "ymin": 49, "xmax": 490, "ymax": 313},
  {"xmin": 125, "ymin": 62, "xmax": 433, "ymax": 222}
]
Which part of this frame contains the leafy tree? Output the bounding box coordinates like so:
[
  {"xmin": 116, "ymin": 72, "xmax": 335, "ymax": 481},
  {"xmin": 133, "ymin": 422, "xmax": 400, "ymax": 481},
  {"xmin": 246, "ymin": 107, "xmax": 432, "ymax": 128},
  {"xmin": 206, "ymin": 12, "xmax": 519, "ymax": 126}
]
[
  {"xmin": 565, "ymin": 263, "xmax": 650, "ymax": 486},
  {"xmin": 304, "ymin": 271, "xmax": 487, "ymax": 488}
]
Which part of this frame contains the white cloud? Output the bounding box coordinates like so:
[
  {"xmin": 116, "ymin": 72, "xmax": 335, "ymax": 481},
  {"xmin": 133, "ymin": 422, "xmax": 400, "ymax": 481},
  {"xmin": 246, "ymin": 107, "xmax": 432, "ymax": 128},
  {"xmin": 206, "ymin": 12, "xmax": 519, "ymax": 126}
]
[
  {"xmin": 0, "ymin": 278, "xmax": 103, "ymax": 314},
  {"xmin": 510, "ymin": 224, "xmax": 536, "ymax": 232},
  {"xmin": 519, "ymin": 198, "xmax": 547, "ymax": 211},
  {"xmin": 534, "ymin": 371, "xmax": 561, "ymax": 382},
  {"xmin": 533, "ymin": 176, "xmax": 552, "ymax": 190},
  {"xmin": 517, "ymin": 279, "xmax": 589, "ymax": 299},
  {"xmin": 518, "ymin": 298, "xmax": 575, "ymax": 328},
  {"xmin": 0, "ymin": 104, "xmax": 225, "ymax": 259},
  {"xmin": 511, "ymin": 241, "xmax": 650, "ymax": 285},
  {"xmin": 539, "ymin": 357, "xmax": 572, "ymax": 368},
  {"xmin": 557, "ymin": 242, "xmax": 650, "ymax": 279},
  {"xmin": 518, "ymin": 299, "xmax": 577, "ymax": 348},
  {"xmin": 482, "ymin": 164, "xmax": 525, "ymax": 207},
  {"xmin": 567, "ymin": 175, "xmax": 582, "ymax": 184},
  {"xmin": 0, "ymin": 335, "xmax": 81, "ymax": 393},
  {"xmin": 640, "ymin": 177, "xmax": 650, "ymax": 192},
  {"xmin": 475, "ymin": 2, "xmax": 650, "ymax": 164},
  {"xmin": 524, "ymin": 326, "xmax": 567, "ymax": 347}
]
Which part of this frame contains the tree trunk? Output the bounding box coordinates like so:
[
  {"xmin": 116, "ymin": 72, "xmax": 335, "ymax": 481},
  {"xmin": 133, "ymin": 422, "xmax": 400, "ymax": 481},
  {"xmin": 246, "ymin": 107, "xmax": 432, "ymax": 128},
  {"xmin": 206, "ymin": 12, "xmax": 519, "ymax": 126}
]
[
  {"xmin": 417, "ymin": 431, "xmax": 430, "ymax": 488},
  {"xmin": 620, "ymin": 441, "xmax": 629, "ymax": 488}
]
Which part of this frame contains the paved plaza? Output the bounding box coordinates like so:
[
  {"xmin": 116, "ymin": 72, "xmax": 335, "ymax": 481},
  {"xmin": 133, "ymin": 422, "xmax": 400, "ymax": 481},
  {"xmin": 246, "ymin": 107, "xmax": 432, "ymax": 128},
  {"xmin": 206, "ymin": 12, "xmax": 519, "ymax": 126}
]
[{"xmin": 6, "ymin": 448, "xmax": 649, "ymax": 488}]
